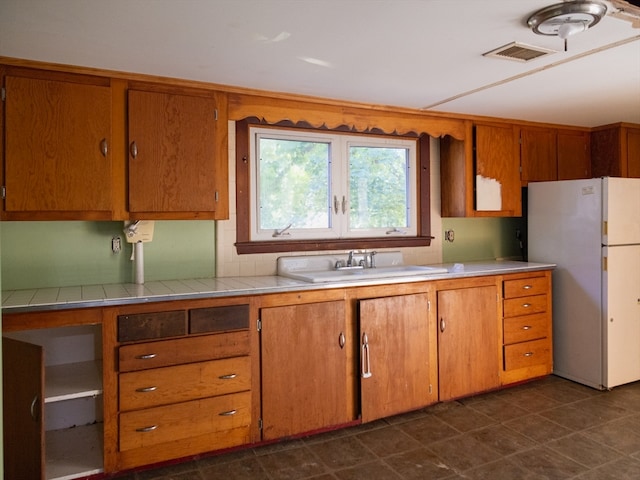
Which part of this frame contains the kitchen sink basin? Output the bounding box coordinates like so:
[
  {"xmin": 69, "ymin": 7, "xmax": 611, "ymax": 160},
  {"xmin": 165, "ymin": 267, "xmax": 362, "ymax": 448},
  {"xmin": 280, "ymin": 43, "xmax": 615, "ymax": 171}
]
[{"xmin": 277, "ymin": 253, "xmax": 448, "ymax": 283}]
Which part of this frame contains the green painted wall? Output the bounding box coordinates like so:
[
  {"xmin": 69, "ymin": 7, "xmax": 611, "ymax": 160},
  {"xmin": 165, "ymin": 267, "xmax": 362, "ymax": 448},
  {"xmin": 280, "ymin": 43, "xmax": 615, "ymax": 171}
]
[
  {"xmin": 0, "ymin": 220, "xmax": 216, "ymax": 290},
  {"xmin": 441, "ymin": 217, "xmax": 526, "ymax": 263}
]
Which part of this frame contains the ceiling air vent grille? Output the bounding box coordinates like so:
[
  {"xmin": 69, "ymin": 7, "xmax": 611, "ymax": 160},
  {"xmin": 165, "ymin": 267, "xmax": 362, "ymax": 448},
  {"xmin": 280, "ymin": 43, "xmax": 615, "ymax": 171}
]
[{"xmin": 483, "ymin": 42, "xmax": 557, "ymax": 62}]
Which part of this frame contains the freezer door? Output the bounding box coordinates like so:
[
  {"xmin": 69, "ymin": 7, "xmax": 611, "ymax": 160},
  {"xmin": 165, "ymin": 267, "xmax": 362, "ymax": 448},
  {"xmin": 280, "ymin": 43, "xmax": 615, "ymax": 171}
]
[
  {"xmin": 603, "ymin": 177, "xmax": 640, "ymax": 246},
  {"xmin": 603, "ymin": 244, "xmax": 640, "ymax": 388}
]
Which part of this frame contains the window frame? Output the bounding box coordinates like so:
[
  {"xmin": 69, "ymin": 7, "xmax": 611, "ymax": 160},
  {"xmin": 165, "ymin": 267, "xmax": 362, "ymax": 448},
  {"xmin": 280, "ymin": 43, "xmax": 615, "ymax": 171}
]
[
  {"xmin": 250, "ymin": 126, "xmax": 418, "ymax": 241},
  {"xmin": 235, "ymin": 118, "xmax": 433, "ymax": 254}
]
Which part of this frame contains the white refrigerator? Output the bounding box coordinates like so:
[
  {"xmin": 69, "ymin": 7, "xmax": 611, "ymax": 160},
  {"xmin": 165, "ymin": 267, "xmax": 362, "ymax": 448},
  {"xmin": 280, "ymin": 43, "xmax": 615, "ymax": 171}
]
[{"xmin": 528, "ymin": 177, "xmax": 640, "ymax": 390}]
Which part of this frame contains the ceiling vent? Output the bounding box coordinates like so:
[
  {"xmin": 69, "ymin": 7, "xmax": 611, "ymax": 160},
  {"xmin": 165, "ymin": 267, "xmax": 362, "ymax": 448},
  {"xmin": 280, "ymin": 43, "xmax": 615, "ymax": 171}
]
[{"xmin": 483, "ymin": 42, "xmax": 557, "ymax": 62}]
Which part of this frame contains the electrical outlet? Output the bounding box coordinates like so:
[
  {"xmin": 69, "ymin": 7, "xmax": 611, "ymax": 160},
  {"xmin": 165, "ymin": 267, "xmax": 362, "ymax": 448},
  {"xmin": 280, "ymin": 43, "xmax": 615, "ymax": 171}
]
[
  {"xmin": 112, "ymin": 236, "xmax": 122, "ymax": 254},
  {"xmin": 444, "ymin": 229, "xmax": 455, "ymax": 242}
]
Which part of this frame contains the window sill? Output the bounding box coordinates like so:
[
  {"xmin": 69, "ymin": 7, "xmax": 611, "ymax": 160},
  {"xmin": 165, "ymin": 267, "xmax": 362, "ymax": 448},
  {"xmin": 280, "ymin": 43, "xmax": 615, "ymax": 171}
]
[{"xmin": 235, "ymin": 236, "xmax": 434, "ymax": 255}]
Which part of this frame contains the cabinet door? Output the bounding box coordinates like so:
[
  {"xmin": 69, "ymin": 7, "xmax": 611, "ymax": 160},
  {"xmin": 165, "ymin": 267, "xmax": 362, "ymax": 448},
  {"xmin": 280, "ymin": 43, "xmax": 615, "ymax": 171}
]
[
  {"xmin": 474, "ymin": 124, "xmax": 521, "ymax": 216},
  {"xmin": 359, "ymin": 293, "xmax": 436, "ymax": 422},
  {"xmin": 520, "ymin": 127, "xmax": 557, "ymax": 184},
  {"xmin": 626, "ymin": 128, "xmax": 640, "ymax": 178},
  {"xmin": 3, "ymin": 337, "xmax": 44, "ymax": 480},
  {"xmin": 558, "ymin": 131, "xmax": 590, "ymax": 180},
  {"xmin": 4, "ymin": 74, "xmax": 112, "ymax": 217},
  {"xmin": 260, "ymin": 301, "xmax": 349, "ymax": 440},
  {"xmin": 437, "ymin": 285, "xmax": 500, "ymax": 401},
  {"xmin": 128, "ymin": 88, "xmax": 220, "ymax": 217}
]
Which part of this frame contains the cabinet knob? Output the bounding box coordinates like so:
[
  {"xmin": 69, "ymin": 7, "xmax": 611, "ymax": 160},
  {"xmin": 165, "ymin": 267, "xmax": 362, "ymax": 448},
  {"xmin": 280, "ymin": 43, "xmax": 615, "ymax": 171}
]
[
  {"xmin": 523, "ymin": 285, "xmax": 532, "ymax": 290},
  {"xmin": 339, "ymin": 332, "xmax": 346, "ymax": 349},
  {"xmin": 522, "ymin": 325, "xmax": 532, "ymax": 330},
  {"xmin": 523, "ymin": 352, "xmax": 534, "ymax": 357},
  {"xmin": 130, "ymin": 141, "xmax": 138, "ymax": 159},
  {"xmin": 440, "ymin": 318, "xmax": 446, "ymax": 332},
  {"xmin": 522, "ymin": 303, "xmax": 532, "ymax": 308},
  {"xmin": 100, "ymin": 138, "xmax": 108, "ymax": 157}
]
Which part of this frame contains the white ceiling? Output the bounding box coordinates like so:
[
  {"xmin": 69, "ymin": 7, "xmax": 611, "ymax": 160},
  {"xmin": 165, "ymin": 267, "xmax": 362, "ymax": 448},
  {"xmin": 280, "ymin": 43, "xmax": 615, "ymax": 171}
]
[{"xmin": 1, "ymin": 0, "xmax": 639, "ymax": 128}]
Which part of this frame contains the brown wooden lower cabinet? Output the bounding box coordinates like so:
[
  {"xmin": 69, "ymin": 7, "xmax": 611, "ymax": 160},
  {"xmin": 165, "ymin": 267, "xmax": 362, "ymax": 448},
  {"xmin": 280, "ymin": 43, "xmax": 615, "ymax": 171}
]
[
  {"xmin": 260, "ymin": 299, "xmax": 351, "ymax": 440},
  {"xmin": 436, "ymin": 279, "xmax": 501, "ymax": 401},
  {"xmin": 3, "ymin": 270, "xmax": 554, "ymax": 477},
  {"xmin": 358, "ymin": 292, "xmax": 438, "ymax": 422}
]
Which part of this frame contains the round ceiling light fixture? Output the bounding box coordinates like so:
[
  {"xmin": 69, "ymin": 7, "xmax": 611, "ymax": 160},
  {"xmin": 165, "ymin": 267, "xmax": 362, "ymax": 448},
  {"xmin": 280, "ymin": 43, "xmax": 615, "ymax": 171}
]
[{"xmin": 527, "ymin": 1, "xmax": 608, "ymax": 50}]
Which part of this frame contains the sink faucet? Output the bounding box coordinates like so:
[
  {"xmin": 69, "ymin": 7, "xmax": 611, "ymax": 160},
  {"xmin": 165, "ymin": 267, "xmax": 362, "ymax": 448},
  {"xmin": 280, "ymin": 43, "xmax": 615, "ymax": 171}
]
[{"xmin": 347, "ymin": 250, "xmax": 355, "ymax": 267}]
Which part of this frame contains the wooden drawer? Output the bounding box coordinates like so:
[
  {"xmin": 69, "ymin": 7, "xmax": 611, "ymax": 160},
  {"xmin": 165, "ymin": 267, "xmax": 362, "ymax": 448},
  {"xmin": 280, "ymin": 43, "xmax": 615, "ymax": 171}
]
[
  {"xmin": 119, "ymin": 331, "xmax": 250, "ymax": 372},
  {"xmin": 118, "ymin": 310, "xmax": 187, "ymax": 342},
  {"xmin": 119, "ymin": 390, "xmax": 251, "ymax": 451},
  {"xmin": 503, "ymin": 313, "xmax": 548, "ymax": 345},
  {"xmin": 504, "ymin": 277, "xmax": 548, "ymax": 299},
  {"xmin": 120, "ymin": 356, "xmax": 251, "ymax": 411},
  {"xmin": 504, "ymin": 338, "xmax": 551, "ymax": 371},
  {"xmin": 503, "ymin": 294, "xmax": 547, "ymax": 317},
  {"xmin": 190, "ymin": 304, "xmax": 249, "ymax": 334}
]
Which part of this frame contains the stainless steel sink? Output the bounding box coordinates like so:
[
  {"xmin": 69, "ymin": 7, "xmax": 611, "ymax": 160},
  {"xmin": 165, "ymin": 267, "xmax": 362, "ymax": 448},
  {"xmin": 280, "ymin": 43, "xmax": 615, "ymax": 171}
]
[{"xmin": 277, "ymin": 253, "xmax": 448, "ymax": 283}]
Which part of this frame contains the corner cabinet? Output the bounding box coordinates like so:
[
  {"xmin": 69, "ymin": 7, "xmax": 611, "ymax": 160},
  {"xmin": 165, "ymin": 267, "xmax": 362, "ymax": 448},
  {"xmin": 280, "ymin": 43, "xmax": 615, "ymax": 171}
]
[
  {"xmin": 127, "ymin": 85, "xmax": 229, "ymax": 219},
  {"xmin": 441, "ymin": 122, "xmax": 521, "ymax": 217},
  {"xmin": 2, "ymin": 310, "xmax": 104, "ymax": 480},
  {"xmin": 1, "ymin": 67, "xmax": 113, "ymax": 220},
  {"xmin": 591, "ymin": 123, "xmax": 640, "ymax": 178}
]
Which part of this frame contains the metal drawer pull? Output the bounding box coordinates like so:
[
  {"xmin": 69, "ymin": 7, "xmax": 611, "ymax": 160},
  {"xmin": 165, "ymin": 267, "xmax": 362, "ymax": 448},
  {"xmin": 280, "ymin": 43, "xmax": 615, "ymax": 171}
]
[
  {"xmin": 524, "ymin": 352, "xmax": 534, "ymax": 357},
  {"xmin": 135, "ymin": 353, "xmax": 157, "ymax": 360},
  {"xmin": 136, "ymin": 386, "xmax": 158, "ymax": 393},
  {"xmin": 522, "ymin": 325, "xmax": 532, "ymax": 330},
  {"xmin": 219, "ymin": 374, "xmax": 237, "ymax": 380},
  {"xmin": 522, "ymin": 303, "xmax": 532, "ymax": 308},
  {"xmin": 440, "ymin": 318, "xmax": 446, "ymax": 332},
  {"xmin": 339, "ymin": 331, "xmax": 346, "ymax": 349},
  {"xmin": 136, "ymin": 425, "xmax": 158, "ymax": 432},
  {"xmin": 219, "ymin": 409, "xmax": 237, "ymax": 416},
  {"xmin": 361, "ymin": 332, "xmax": 372, "ymax": 378},
  {"xmin": 523, "ymin": 285, "xmax": 532, "ymax": 289},
  {"xmin": 30, "ymin": 395, "xmax": 39, "ymax": 422}
]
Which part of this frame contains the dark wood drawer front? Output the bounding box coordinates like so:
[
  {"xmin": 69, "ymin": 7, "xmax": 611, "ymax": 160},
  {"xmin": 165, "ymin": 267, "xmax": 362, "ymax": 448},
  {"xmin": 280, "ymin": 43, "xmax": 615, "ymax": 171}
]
[
  {"xmin": 190, "ymin": 304, "xmax": 249, "ymax": 334},
  {"xmin": 119, "ymin": 331, "xmax": 250, "ymax": 372},
  {"xmin": 118, "ymin": 310, "xmax": 187, "ymax": 342}
]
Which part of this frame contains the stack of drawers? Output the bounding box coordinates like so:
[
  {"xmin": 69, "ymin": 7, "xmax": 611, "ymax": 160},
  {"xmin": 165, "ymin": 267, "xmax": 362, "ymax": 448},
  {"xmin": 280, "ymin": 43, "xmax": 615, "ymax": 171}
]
[
  {"xmin": 116, "ymin": 304, "xmax": 252, "ymax": 466},
  {"xmin": 502, "ymin": 273, "xmax": 553, "ymax": 384}
]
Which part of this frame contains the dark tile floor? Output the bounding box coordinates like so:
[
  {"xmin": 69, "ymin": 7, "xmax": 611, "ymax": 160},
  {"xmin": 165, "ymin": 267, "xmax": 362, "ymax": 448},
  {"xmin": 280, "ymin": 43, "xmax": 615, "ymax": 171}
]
[{"xmin": 113, "ymin": 375, "xmax": 640, "ymax": 480}]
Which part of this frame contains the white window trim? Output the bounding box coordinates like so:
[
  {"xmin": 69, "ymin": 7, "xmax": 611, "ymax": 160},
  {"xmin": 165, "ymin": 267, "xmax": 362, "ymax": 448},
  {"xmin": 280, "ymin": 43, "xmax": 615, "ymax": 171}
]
[{"xmin": 249, "ymin": 126, "xmax": 417, "ymax": 242}]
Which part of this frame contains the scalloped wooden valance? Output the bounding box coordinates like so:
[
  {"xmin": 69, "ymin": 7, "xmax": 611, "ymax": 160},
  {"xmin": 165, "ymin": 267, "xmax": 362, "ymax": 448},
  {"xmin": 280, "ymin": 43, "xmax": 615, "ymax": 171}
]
[{"xmin": 228, "ymin": 93, "xmax": 466, "ymax": 140}]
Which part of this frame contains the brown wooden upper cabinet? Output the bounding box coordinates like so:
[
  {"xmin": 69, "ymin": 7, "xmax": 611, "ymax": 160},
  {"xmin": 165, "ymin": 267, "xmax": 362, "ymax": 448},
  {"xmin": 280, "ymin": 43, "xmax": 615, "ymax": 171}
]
[
  {"xmin": 591, "ymin": 123, "xmax": 640, "ymax": 178},
  {"xmin": 441, "ymin": 122, "xmax": 521, "ymax": 217},
  {"xmin": 127, "ymin": 86, "xmax": 228, "ymax": 219},
  {"xmin": 520, "ymin": 127, "xmax": 557, "ymax": 185},
  {"xmin": 557, "ymin": 130, "xmax": 590, "ymax": 180},
  {"xmin": 1, "ymin": 68, "xmax": 113, "ymax": 220},
  {"xmin": 520, "ymin": 127, "xmax": 591, "ymax": 185}
]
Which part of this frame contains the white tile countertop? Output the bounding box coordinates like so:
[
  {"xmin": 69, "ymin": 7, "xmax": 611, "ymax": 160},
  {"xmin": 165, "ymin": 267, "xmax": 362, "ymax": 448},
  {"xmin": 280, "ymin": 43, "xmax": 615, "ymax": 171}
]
[{"xmin": 1, "ymin": 260, "xmax": 555, "ymax": 313}]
